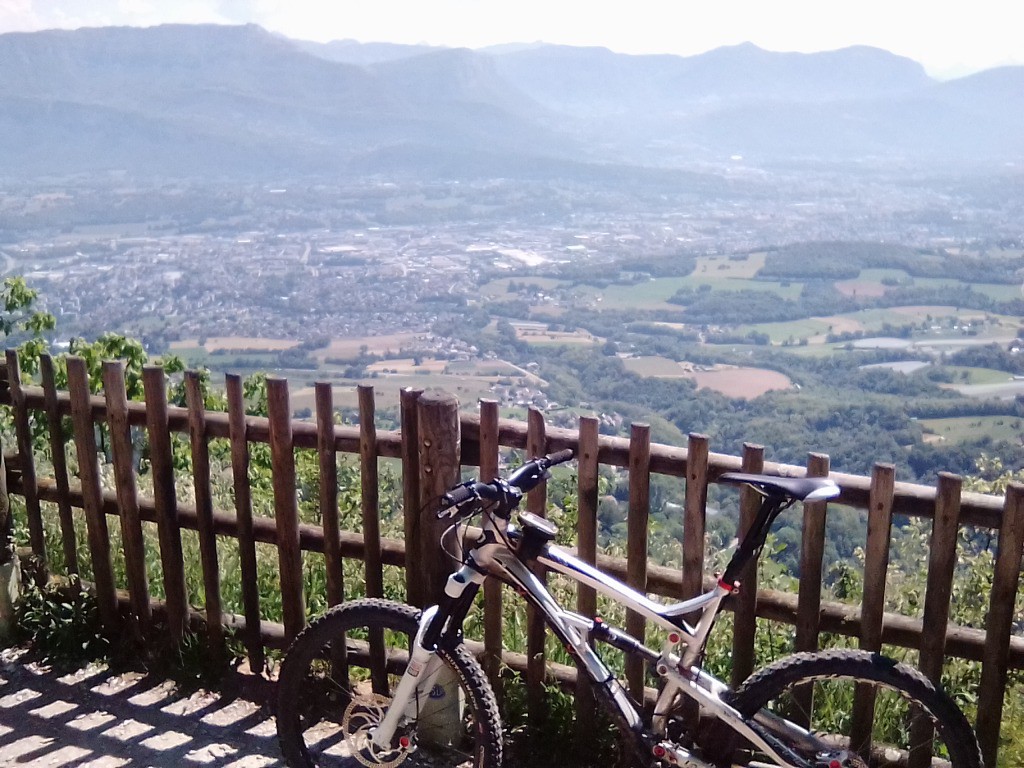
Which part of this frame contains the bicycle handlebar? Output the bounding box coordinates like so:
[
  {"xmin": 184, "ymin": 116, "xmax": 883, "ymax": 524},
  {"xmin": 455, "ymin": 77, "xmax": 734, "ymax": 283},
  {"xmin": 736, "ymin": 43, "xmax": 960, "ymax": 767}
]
[{"xmin": 437, "ymin": 449, "xmax": 575, "ymax": 519}]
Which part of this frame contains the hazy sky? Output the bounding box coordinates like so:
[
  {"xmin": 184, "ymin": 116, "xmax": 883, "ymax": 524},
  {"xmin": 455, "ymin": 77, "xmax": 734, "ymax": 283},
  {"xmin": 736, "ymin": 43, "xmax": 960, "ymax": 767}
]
[{"xmin": 1, "ymin": 0, "xmax": 1020, "ymax": 78}]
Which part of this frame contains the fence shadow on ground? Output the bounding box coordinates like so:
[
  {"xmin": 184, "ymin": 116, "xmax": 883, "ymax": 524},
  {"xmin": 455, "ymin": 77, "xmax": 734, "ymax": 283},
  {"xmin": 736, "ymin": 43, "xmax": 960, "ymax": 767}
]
[{"xmin": 0, "ymin": 649, "xmax": 283, "ymax": 767}]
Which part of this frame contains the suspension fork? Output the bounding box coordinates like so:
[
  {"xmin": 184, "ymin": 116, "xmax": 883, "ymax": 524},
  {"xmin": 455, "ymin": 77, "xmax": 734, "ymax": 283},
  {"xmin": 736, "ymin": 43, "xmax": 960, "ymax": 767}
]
[{"xmin": 368, "ymin": 565, "xmax": 485, "ymax": 749}]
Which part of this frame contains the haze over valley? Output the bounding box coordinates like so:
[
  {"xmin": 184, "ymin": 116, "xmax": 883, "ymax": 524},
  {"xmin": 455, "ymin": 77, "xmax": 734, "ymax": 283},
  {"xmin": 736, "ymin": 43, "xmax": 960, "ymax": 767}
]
[{"xmin": 2, "ymin": 23, "xmax": 1023, "ymax": 483}]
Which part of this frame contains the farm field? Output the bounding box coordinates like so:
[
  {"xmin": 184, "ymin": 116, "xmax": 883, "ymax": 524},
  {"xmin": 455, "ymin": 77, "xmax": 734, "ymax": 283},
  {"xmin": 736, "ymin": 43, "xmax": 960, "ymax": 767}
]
[
  {"xmin": 312, "ymin": 333, "xmax": 426, "ymax": 361},
  {"xmin": 170, "ymin": 336, "xmax": 299, "ymax": 352},
  {"xmin": 920, "ymin": 415, "xmax": 1024, "ymax": 444},
  {"xmin": 622, "ymin": 356, "xmax": 792, "ymax": 399}
]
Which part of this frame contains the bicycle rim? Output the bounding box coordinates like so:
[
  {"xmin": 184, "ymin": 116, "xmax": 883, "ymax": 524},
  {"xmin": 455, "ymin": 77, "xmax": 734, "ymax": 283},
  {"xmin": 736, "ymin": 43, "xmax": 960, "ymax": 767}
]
[
  {"xmin": 277, "ymin": 599, "xmax": 501, "ymax": 768},
  {"xmin": 730, "ymin": 651, "xmax": 981, "ymax": 768}
]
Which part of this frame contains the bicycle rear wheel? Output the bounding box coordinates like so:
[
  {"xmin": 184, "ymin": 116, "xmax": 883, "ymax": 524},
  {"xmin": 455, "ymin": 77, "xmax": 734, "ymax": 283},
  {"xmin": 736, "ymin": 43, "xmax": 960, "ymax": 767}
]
[
  {"xmin": 728, "ymin": 650, "xmax": 981, "ymax": 768},
  {"xmin": 276, "ymin": 598, "xmax": 502, "ymax": 768}
]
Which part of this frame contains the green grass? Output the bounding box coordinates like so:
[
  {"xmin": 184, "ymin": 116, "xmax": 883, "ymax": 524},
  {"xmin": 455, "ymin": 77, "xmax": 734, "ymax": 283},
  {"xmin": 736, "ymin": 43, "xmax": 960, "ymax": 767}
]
[
  {"xmin": 941, "ymin": 366, "xmax": 1016, "ymax": 385},
  {"xmin": 919, "ymin": 415, "xmax": 1024, "ymax": 443}
]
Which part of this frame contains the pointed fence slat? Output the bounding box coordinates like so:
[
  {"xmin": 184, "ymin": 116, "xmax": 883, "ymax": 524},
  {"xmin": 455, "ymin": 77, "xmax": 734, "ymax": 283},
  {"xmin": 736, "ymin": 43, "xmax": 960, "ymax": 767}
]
[
  {"xmin": 850, "ymin": 462, "xmax": 896, "ymax": 754},
  {"xmin": 5, "ymin": 350, "xmax": 45, "ymax": 559},
  {"xmin": 142, "ymin": 366, "xmax": 187, "ymax": 641},
  {"xmin": 478, "ymin": 399, "xmax": 503, "ymax": 698},
  {"xmin": 682, "ymin": 433, "xmax": 709, "ymax": 605},
  {"xmin": 65, "ymin": 356, "xmax": 118, "ymax": 631},
  {"xmin": 102, "ymin": 361, "xmax": 151, "ymax": 629},
  {"xmin": 525, "ymin": 406, "xmax": 548, "ymax": 728},
  {"xmin": 909, "ymin": 472, "xmax": 962, "ymax": 768},
  {"xmin": 574, "ymin": 415, "xmax": 600, "ymax": 754},
  {"xmin": 358, "ymin": 385, "xmax": 384, "ymax": 603},
  {"xmin": 400, "ymin": 388, "xmax": 423, "ymax": 607},
  {"xmin": 976, "ymin": 483, "xmax": 1024, "ymax": 768},
  {"xmin": 226, "ymin": 374, "xmax": 264, "ymax": 671},
  {"xmin": 790, "ymin": 452, "xmax": 831, "ymax": 726},
  {"xmin": 625, "ymin": 423, "xmax": 651, "ymax": 702},
  {"xmin": 315, "ymin": 382, "xmax": 344, "ymax": 610},
  {"xmin": 730, "ymin": 443, "xmax": 765, "ymax": 687},
  {"xmin": 40, "ymin": 354, "xmax": 77, "ymax": 574},
  {"xmin": 266, "ymin": 377, "xmax": 304, "ymax": 642},
  {"xmin": 185, "ymin": 371, "xmax": 224, "ymax": 649}
]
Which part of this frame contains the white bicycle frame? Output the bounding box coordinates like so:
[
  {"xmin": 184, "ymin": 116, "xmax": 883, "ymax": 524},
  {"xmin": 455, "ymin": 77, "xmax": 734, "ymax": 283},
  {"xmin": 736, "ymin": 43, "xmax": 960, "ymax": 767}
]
[{"xmin": 367, "ymin": 507, "xmax": 820, "ymax": 768}]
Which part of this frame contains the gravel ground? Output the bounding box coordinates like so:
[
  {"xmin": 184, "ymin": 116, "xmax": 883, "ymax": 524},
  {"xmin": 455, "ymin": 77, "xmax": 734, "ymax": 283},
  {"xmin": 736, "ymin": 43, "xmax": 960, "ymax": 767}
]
[{"xmin": 0, "ymin": 648, "xmax": 286, "ymax": 767}]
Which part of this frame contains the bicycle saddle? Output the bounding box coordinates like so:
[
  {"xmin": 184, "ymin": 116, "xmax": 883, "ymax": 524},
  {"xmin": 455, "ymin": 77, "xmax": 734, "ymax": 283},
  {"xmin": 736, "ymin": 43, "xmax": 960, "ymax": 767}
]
[{"xmin": 719, "ymin": 472, "xmax": 840, "ymax": 501}]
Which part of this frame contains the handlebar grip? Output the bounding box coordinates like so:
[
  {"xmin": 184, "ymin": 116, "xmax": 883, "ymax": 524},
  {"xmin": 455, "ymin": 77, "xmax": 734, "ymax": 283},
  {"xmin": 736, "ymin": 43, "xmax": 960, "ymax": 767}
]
[
  {"xmin": 545, "ymin": 449, "xmax": 574, "ymax": 466},
  {"xmin": 442, "ymin": 483, "xmax": 477, "ymax": 508}
]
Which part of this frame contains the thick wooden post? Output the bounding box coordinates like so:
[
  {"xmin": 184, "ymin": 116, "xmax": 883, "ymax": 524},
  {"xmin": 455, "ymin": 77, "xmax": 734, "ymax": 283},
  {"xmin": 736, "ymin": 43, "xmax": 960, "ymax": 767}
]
[
  {"xmin": 625, "ymin": 423, "xmax": 651, "ymax": 701},
  {"xmin": 416, "ymin": 390, "xmax": 461, "ymax": 606},
  {"xmin": 414, "ymin": 390, "xmax": 462, "ymax": 746}
]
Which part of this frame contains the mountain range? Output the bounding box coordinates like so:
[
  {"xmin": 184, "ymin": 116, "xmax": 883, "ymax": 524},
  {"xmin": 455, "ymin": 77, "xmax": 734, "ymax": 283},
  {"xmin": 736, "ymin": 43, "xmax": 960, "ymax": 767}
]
[{"xmin": 1, "ymin": 23, "xmax": 1021, "ymax": 180}]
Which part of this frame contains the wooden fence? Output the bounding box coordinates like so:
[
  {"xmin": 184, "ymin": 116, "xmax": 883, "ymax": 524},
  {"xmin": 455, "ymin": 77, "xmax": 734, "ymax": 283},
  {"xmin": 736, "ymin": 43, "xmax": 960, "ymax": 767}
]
[{"xmin": 1, "ymin": 351, "xmax": 1022, "ymax": 767}]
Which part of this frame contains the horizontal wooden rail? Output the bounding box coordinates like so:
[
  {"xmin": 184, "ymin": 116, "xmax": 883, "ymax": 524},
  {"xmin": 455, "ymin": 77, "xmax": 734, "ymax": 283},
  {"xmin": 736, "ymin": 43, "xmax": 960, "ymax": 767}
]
[
  {"xmin": 14, "ymin": 474, "xmax": 1023, "ymax": 669},
  {"xmin": 9, "ymin": 384, "xmax": 1006, "ymax": 530}
]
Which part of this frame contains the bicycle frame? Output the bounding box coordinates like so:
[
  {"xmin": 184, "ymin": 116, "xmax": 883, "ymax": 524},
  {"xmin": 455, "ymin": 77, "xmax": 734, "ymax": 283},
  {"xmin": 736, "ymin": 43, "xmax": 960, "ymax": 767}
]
[{"xmin": 368, "ymin": 499, "xmax": 818, "ymax": 768}]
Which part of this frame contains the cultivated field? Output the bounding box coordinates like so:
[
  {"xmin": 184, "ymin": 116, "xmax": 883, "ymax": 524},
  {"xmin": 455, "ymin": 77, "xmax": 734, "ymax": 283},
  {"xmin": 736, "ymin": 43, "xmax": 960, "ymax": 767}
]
[
  {"xmin": 170, "ymin": 336, "xmax": 299, "ymax": 352},
  {"xmin": 623, "ymin": 356, "xmax": 792, "ymax": 399}
]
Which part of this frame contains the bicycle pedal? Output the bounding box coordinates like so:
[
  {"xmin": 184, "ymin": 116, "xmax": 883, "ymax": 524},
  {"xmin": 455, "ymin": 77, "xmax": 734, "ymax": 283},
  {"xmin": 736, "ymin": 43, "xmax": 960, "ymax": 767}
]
[{"xmin": 652, "ymin": 741, "xmax": 713, "ymax": 768}]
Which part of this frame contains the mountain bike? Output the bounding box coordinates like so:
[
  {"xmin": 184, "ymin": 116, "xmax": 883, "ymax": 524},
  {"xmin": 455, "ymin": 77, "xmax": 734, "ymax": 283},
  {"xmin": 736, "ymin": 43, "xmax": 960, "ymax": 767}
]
[{"xmin": 275, "ymin": 450, "xmax": 983, "ymax": 768}]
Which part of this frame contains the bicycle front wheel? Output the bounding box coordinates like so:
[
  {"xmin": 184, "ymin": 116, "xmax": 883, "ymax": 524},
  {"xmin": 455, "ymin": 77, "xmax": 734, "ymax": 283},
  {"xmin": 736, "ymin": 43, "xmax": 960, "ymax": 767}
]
[
  {"xmin": 728, "ymin": 650, "xmax": 982, "ymax": 768},
  {"xmin": 276, "ymin": 598, "xmax": 502, "ymax": 768}
]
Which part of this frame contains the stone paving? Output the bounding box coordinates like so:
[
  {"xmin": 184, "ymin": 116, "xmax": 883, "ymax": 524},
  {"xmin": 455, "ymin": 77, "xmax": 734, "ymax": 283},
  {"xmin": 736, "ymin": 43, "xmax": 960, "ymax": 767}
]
[{"xmin": 0, "ymin": 649, "xmax": 286, "ymax": 767}]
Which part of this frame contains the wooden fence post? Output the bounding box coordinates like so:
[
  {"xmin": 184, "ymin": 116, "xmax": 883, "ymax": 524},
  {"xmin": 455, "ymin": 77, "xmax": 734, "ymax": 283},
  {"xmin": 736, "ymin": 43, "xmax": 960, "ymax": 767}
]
[
  {"xmin": 682, "ymin": 433, "xmax": 709, "ymax": 605},
  {"xmin": 478, "ymin": 399, "xmax": 503, "ymax": 699},
  {"xmin": 791, "ymin": 452, "xmax": 831, "ymax": 725},
  {"xmin": 5, "ymin": 351, "xmax": 45, "ymax": 561},
  {"xmin": 850, "ymin": 462, "xmax": 895, "ymax": 753},
  {"xmin": 625, "ymin": 423, "xmax": 651, "ymax": 702},
  {"xmin": 358, "ymin": 385, "xmax": 384, "ymax": 604},
  {"xmin": 976, "ymin": 482, "xmax": 1024, "ymax": 768},
  {"xmin": 185, "ymin": 371, "xmax": 224, "ymax": 651},
  {"xmin": 416, "ymin": 390, "xmax": 461, "ymax": 606},
  {"xmin": 226, "ymin": 373, "xmax": 264, "ymax": 671},
  {"xmin": 315, "ymin": 382, "xmax": 344, "ymax": 611},
  {"xmin": 267, "ymin": 376, "xmax": 304, "ymax": 642},
  {"xmin": 401, "ymin": 388, "xmax": 424, "ymax": 607},
  {"xmin": 40, "ymin": 354, "xmax": 77, "ymax": 575},
  {"xmin": 909, "ymin": 472, "xmax": 962, "ymax": 768},
  {"xmin": 575, "ymin": 415, "xmax": 600, "ymax": 755},
  {"xmin": 103, "ymin": 361, "xmax": 151, "ymax": 631},
  {"xmin": 66, "ymin": 356, "xmax": 118, "ymax": 632},
  {"xmin": 525, "ymin": 407, "xmax": 548, "ymax": 728},
  {"xmin": 142, "ymin": 366, "xmax": 187, "ymax": 642},
  {"xmin": 731, "ymin": 442, "xmax": 764, "ymax": 687}
]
